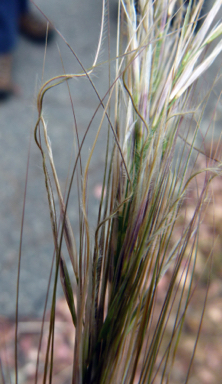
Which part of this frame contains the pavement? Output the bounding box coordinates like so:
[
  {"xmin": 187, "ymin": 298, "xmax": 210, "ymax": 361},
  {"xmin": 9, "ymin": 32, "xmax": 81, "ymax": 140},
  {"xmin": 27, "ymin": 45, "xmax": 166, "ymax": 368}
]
[{"xmin": 0, "ymin": 0, "xmax": 221, "ymax": 318}]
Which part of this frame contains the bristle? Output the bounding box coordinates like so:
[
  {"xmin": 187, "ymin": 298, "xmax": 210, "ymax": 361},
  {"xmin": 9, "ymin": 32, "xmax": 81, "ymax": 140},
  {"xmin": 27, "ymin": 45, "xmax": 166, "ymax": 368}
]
[{"xmin": 32, "ymin": 0, "xmax": 222, "ymax": 383}]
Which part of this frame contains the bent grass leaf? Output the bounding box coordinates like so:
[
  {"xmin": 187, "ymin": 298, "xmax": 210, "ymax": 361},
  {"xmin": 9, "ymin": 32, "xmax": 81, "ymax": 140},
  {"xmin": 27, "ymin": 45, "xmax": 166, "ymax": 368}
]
[
  {"xmin": 59, "ymin": 255, "xmax": 77, "ymax": 327},
  {"xmin": 31, "ymin": 1, "xmax": 222, "ymax": 383}
]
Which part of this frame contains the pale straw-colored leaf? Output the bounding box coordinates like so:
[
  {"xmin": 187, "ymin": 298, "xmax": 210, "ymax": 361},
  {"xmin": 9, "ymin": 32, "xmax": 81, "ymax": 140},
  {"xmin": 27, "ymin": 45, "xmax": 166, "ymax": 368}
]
[
  {"xmin": 191, "ymin": 0, "xmax": 222, "ymax": 52},
  {"xmin": 204, "ymin": 21, "xmax": 222, "ymax": 45},
  {"xmin": 171, "ymin": 38, "xmax": 222, "ymax": 100}
]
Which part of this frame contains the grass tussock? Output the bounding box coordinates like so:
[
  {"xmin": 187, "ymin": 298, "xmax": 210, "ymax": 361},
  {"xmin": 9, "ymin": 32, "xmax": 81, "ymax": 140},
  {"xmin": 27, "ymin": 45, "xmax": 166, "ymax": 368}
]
[{"xmin": 11, "ymin": 0, "xmax": 222, "ymax": 383}]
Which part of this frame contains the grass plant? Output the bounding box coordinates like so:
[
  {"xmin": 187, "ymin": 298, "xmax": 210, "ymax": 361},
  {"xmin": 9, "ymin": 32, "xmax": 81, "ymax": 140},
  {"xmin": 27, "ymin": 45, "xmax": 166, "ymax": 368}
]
[{"xmin": 9, "ymin": 0, "xmax": 222, "ymax": 383}]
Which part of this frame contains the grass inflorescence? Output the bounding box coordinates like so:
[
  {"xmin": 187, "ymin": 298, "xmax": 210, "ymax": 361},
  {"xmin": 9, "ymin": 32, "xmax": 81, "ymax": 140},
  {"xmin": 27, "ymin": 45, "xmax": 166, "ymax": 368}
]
[{"xmin": 11, "ymin": 1, "xmax": 222, "ymax": 383}]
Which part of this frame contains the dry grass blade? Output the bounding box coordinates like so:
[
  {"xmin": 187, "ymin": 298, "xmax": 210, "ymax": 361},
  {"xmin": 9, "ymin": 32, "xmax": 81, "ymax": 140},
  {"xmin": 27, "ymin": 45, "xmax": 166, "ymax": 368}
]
[{"xmin": 30, "ymin": 1, "xmax": 222, "ymax": 383}]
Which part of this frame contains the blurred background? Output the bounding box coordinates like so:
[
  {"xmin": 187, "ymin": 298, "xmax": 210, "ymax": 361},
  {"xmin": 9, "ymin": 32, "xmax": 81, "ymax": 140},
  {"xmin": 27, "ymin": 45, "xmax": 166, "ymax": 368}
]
[
  {"xmin": 0, "ymin": 0, "xmax": 117, "ymax": 317},
  {"xmin": 0, "ymin": 0, "xmax": 222, "ymax": 383}
]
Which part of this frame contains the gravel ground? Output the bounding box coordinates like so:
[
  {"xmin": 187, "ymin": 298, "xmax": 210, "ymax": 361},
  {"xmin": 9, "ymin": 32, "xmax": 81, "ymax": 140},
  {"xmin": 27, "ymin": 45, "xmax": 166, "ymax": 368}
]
[{"xmin": 0, "ymin": 0, "xmax": 221, "ymax": 319}]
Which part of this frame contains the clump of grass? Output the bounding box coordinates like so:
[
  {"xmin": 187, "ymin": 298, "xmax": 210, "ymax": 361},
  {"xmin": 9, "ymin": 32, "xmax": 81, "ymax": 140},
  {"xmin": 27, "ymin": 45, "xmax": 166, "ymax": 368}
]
[{"xmin": 14, "ymin": 0, "xmax": 222, "ymax": 383}]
